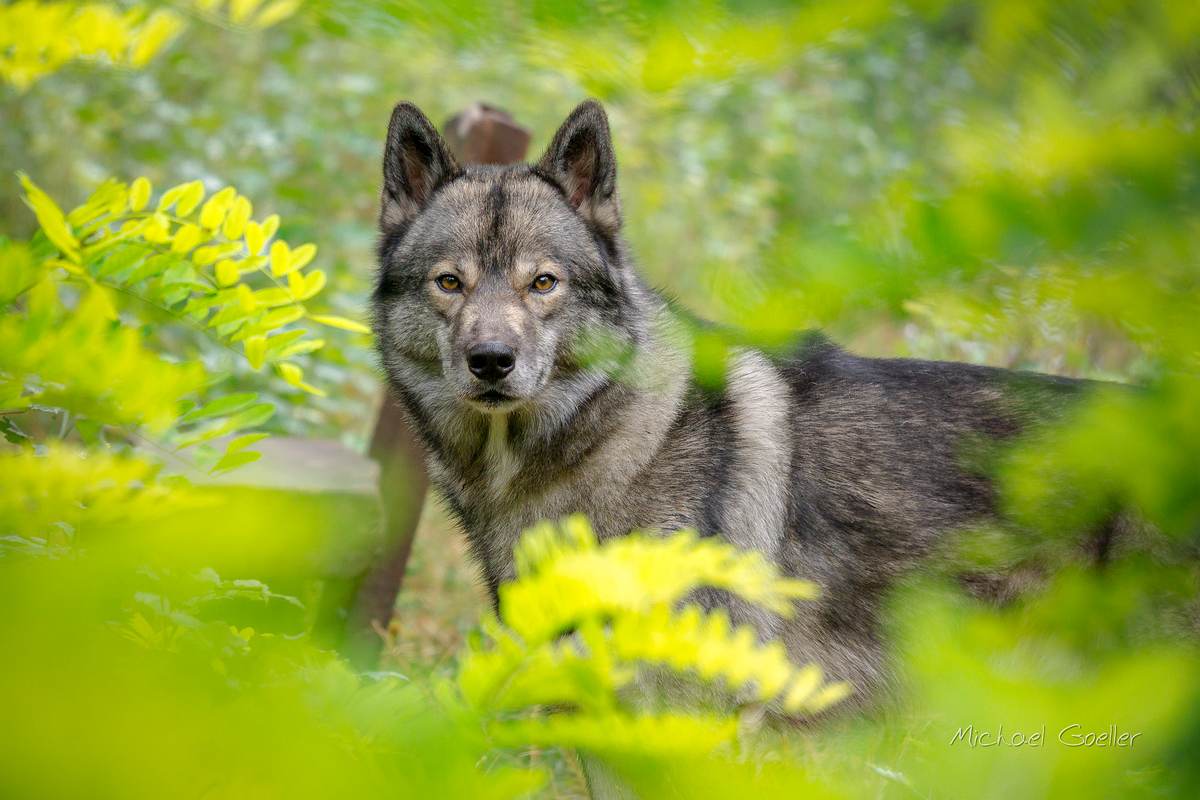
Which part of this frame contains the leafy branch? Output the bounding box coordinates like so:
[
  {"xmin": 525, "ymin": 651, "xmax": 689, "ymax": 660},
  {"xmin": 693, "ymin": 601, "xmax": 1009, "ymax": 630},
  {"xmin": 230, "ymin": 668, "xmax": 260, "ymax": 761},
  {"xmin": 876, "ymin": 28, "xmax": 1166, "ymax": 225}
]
[{"xmin": 9, "ymin": 173, "xmax": 371, "ymax": 472}]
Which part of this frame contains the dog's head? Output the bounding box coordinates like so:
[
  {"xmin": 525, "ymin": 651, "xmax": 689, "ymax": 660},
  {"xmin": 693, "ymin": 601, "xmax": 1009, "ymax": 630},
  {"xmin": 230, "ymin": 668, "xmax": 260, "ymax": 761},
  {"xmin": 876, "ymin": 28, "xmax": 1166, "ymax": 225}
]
[{"xmin": 372, "ymin": 101, "xmax": 639, "ymax": 415}]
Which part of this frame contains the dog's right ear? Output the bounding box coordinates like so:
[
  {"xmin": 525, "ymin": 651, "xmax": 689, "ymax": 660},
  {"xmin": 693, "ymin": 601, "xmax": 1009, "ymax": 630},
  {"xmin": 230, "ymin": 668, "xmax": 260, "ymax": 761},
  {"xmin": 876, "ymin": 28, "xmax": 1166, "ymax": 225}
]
[{"xmin": 380, "ymin": 102, "xmax": 459, "ymax": 230}]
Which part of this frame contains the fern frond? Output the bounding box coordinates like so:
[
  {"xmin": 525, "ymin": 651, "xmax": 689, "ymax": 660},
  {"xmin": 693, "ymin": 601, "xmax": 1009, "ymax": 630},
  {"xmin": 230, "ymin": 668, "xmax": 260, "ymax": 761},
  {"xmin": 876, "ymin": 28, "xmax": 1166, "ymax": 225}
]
[
  {"xmin": 11, "ymin": 175, "xmax": 361, "ymax": 473},
  {"xmin": 461, "ymin": 516, "xmax": 848, "ymax": 746},
  {"xmin": 503, "ymin": 515, "xmax": 817, "ymax": 645},
  {"xmin": 459, "ymin": 619, "xmax": 629, "ymax": 714},
  {"xmin": 611, "ymin": 603, "xmax": 850, "ymax": 714}
]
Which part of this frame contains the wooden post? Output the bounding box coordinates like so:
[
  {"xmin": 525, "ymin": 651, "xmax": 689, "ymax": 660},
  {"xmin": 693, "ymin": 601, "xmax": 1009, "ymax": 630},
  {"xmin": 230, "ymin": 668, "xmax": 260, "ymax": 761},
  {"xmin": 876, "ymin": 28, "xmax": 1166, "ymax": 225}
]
[{"xmin": 344, "ymin": 104, "xmax": 531, "ymax": 667}]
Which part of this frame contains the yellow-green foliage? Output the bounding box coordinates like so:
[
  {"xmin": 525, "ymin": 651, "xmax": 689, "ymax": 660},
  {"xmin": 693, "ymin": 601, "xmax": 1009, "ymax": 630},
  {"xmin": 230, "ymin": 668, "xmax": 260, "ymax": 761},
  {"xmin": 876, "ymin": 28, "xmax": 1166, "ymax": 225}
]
[
  {"xmin": 0, "ymin": 445, "xmax": 174, "ymax": 552},
  {"xmin": 0, "ymin": 472, "xmax": 840, "ymax": 797},
  {"xmin": 460, "ymin": 517, "xmax": 847, "ymax": 727},
  {"xmin": 0, "ymin": 278, "xmax": 203, "ymax": 432},
  {"xmin": 7, "ymin": 173, "xmax": 369, "ymax": 471},
  {"xmin": 192, "ymin": 0, "xmax": 302, "ymax": 29},
  {"xmin": 0, "ymin": 530, "xmax": 544, "ymax": 798},
  {"xmin": 3, "ymin": 1, "xmax": 1200, "ymax": 797},
  {"xmin": 508, "ymin": 516, "xmax": 817, "ymax": 637},
  {"xmin": 1, "ymin": 450, "xmax": 1191, "ymax": 798},
  {"xmin": 0, "ymin": 1, "xmax": 302, "ymax": 90},
  {"xmin": 20, "ymin": 173, "xmax": 368, "ymax": 395},
  {"xmin": 0, "ymin": 2, "xmax": 183, "ymax": 90}
]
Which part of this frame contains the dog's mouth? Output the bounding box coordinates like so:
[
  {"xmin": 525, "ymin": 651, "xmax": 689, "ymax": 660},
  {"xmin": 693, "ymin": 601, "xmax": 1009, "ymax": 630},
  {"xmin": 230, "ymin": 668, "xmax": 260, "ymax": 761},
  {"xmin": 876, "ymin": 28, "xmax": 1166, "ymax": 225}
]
[{"xmin": 467, "ymin": 389, "xmax": 521, "ymax": 410}]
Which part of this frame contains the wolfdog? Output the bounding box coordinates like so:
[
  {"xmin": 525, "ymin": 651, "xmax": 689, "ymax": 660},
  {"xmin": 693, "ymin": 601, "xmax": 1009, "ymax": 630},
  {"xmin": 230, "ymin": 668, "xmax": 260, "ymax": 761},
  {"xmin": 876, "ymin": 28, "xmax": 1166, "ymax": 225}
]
[{"xmin": 370, "ymin": 100, "xmax": 1102, "ymax": 719}]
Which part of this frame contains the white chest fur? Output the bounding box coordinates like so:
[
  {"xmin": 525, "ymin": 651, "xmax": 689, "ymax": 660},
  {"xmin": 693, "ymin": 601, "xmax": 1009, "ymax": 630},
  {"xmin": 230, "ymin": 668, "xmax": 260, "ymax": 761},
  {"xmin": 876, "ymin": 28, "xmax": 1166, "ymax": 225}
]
[{"xmin": 484, "ymin": 412, "xmax": 520, "ymax": 498}]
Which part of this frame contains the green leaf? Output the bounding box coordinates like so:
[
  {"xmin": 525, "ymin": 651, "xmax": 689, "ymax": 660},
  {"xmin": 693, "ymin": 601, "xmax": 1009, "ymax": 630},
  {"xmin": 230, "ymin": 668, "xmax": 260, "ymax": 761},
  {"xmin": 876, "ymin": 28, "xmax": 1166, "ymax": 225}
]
[
  {"xmin": 178, "ymin": 393, "xmax": 258, "ymax": 425},
  {"xmin": 260, "ymin": 214, "xmax": 279, "ymax": 240},
  {"xmin": 226, "ymin": 432, "xmax": 269, "ymax": 453},
  {"xmin": 170, "ymin": 223, "xmax": 204, "ymax": 254},
  {"xmin": 228, "ymin": 316, "xmax": 273, "ymax": 342},
  {"xmin": 18, "ymin": 173, "xmax": 79, "ymax": 262},
  {"xmin": 307, "ymin": 314, "xmax": 370, "ymax": 334},
  {"xmin": 262, "ymin": 328, "xmax": 305, "ymax": 356},
  {"xmin": 129, "ymin": 177, "xmax": 152, "ymax": 212},
  {"xmin": 199, "ymin": 187, "xmax": 235, "ymax": 230},
  {"xmin": 192, "ymin": 245, "xmax": 222, "ymax": 267},
  {"xmin": 175, "ymin": 402, "xmax": 274, "ymax": 449},
  {"xmin": 244, "ymin": 220, "xmax": 266, "ymax": 256},
  {"xmin": 215, "ymin": 259, "xmax": 240, "ymax": 287},
  {"xmin": 153, "ymin": 285, "xmax": 191, "ymax": 307},
  {"xmin": 156, "ymin": 182, "xmax": 188, "ymax": 211},
  {"xmin": 260, "ymin": 305, "xmax": 305, "ymax": 330},
  {"xmin": 161, "ymin": 262, "xmax": 201, "ymax": 286},
  {"xmin": 0, "ymin": 417, "xmax": 30, "ymax": 446},
  {"xmin": 269, "ymin": 240, "xmax": 293, "ymax": 276},
  {"xmin": 211, "ymin": 449, "xmax": 262, "ymax": 475},
  {"xmin": 277, "ymin": 339, "xmax": 325, "ymax": 358},
  {"xmin": 252, "ymin": 287, "xmax": 293, "ymax": 308},
  {"xmin": 94, "ymin": 243, "xmax": 146, "ymax": 280},
  {"xmin": 236, "ymin": 283, "xmax": 257, "ymax": 312},
  {"xmin": 208, "ymin": 302, "xmax": 258, "ymax": 328},
  {"xmin": 223, "ymin": 196, "xmax": 252, "ymax": 239},
  {"xmin": 182, "ymin": 294, "xmax": 223, "ymax": 319},
  {"xmin": 276, "ymin": 362, "xmax": 326, "ymax": 396},
  {"xmin": 175, "ymin": 181, "xmax": 206, "ymax": 217},
  {"xmin": 237, "ymin": 255, "xmax": 267, "ymax": 275},
  {"xmin": 289, "ymin": 242, "xmax": 317, "ymax": 271},
  {"xmin": 245, "ymin": 335, "xmax": 268, "ymax": 369},
  {"xmin": 124, "ymin": 253, "xmax": 175, "ymax": 286},
  {"xmin": 67, "ymin": 178, "xmax": 125, "ymax": 228},
  {"xmin": 292, "ymin": 269, "xmax": 326, "ymax": 301}
]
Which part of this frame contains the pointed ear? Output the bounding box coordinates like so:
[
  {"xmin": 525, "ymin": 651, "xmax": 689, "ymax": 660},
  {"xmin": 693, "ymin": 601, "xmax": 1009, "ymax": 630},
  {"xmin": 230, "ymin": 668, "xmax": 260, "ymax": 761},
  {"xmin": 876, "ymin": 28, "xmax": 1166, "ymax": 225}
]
[
  {"xmin": 537, "ymin": 100, "xmax": 620, "ymax": 234},
  {"xmin": 381, "ymin": 102, "xmax": 460, "ymax": 230}
]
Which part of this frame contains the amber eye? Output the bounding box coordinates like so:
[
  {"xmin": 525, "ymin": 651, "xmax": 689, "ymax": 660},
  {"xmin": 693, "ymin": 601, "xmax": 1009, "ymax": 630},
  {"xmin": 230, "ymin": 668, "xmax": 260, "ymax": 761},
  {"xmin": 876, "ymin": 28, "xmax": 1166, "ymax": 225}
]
[
  {"xmin": 435, "ymin": 274, "xmax": 461, "ymax": 293},
  {"xmin": 531, "ymin": 274, "xmax": 558, "ymax": 294}
]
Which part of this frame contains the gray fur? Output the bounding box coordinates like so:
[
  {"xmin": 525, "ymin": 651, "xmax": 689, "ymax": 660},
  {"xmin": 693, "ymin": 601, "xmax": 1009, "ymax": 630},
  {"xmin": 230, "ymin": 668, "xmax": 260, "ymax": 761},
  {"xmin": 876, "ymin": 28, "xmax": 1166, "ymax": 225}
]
[{"xmin": 371, "ymin": 100, "xmax": 1091, "ymax": 713}]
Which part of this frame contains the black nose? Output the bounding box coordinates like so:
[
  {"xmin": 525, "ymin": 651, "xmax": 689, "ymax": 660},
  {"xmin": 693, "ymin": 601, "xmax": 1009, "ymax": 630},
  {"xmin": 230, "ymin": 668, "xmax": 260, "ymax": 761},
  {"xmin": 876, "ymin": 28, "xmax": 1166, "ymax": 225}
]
[{"xmin": 467, "ymin": 341, "xmax": 516, "ymax": 381}]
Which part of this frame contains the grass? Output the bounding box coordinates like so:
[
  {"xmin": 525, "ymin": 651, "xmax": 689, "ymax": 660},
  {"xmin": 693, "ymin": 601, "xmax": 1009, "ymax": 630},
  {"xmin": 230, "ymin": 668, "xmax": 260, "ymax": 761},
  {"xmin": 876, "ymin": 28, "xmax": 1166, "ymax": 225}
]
[{"xmin": 378, "ymin": 493, "xmax": 591, "ymax": 797}]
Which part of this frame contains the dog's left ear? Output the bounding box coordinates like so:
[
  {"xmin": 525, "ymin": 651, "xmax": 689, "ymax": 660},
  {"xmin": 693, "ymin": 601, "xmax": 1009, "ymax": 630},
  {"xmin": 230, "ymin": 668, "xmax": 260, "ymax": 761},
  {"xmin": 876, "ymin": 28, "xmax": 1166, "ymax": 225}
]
[{"xmin": 538, "ymin": 100, "xmax": 620, "ymax": 235}]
